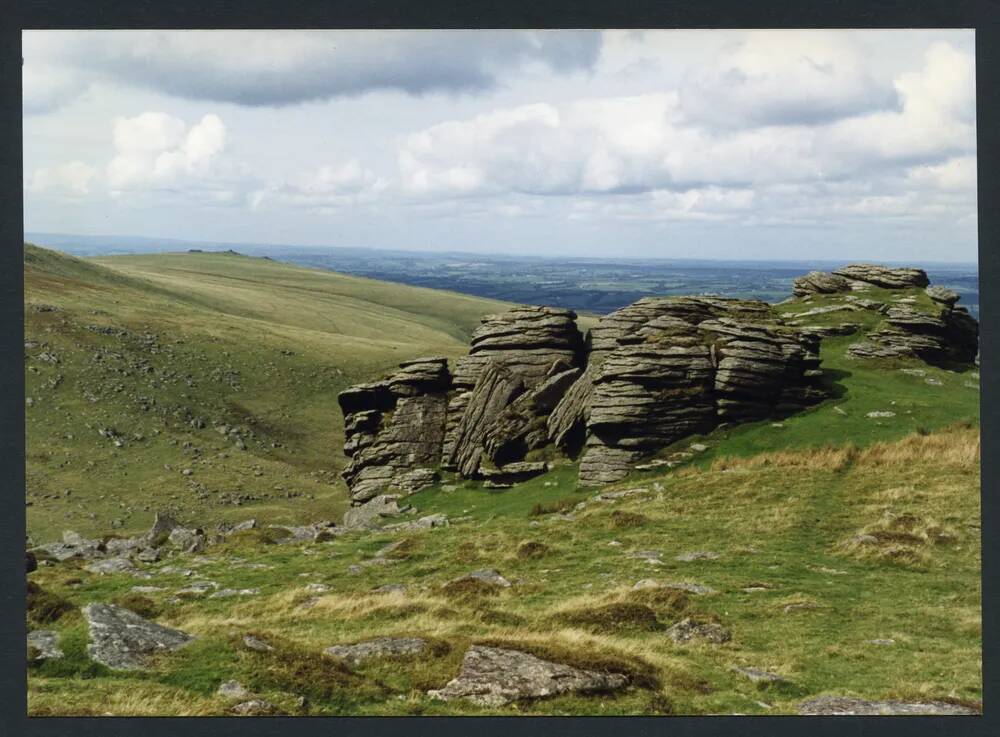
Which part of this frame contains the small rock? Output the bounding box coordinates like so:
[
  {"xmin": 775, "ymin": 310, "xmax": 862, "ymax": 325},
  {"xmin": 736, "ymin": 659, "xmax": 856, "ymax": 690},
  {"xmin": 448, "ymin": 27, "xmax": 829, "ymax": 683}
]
[
  {"xmin": 217, "ymin": 680, "xmax": 251, "ymax": 699},
  {"xmin": 666, "ymin": 618, "xmax": 731, "ymax": 644},
  {"xmin": 450, "ymin": 568, "xmax": 511, "ymax": 588},
  {"xmin": 864, "ymin": 638, "xmax": 895, "ymax": 646},
  {"xmin": 734, "ymin": 666, "xmax": 785, "ymax": 684},
  {"xmin": 85, "ymin": 557, "xmax": 137, "ymax": 575},
  {"xmin": 324, "ymin": 637, "xmax": 427, "ymax": 664},
  {"xmin": 27, "ymin": 630, "xmax": 64, "ymax": 660},
  {"xmin": 373, "ymin": 583, "xmax": 408, "ymax": 594},
  {"xmin": 209, "ymin": 588, "xmax": 260, "ymax": 599},
  {"xmin": 230, "ymin": 699, "xmax": 278, "ymax": 716},
  {"xmin": 675, "ymin": 551, "xmax": 720, "ymax": 562},
  {"xmin": 866, "ymin": 411, "xmax": 896, "ymax": 418},
  {"xmin": 242, "ymin": 634, "xmax": 274, "ymax": 652}
]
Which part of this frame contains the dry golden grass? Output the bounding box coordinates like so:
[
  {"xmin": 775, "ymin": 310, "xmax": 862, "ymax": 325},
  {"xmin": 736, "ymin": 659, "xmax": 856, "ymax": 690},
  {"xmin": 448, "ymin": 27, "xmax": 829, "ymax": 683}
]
[{"xmin": 706, "ymin": 424, "xmax": 979, "ymax": 473}]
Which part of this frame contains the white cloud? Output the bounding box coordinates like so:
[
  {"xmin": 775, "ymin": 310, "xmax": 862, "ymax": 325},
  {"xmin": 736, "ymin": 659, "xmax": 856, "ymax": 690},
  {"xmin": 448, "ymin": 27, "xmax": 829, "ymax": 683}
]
[
  {"xmin": 22, "ymin": 63, "xmax": 87, "ymax": 115},
  {"xmin": 108, "ymin": 112, "xmax": 227, "ymax": 191},
  {"xmin": 907, "ymin": 156, "xmax": 977, "ymax": 191},
  {"xmin": 679, "ymin": 32, "xmax": 898, "ymax": 128},
  {"xmin": 29, "ymin": 161, "xmax": 96, "ymax": 195}
]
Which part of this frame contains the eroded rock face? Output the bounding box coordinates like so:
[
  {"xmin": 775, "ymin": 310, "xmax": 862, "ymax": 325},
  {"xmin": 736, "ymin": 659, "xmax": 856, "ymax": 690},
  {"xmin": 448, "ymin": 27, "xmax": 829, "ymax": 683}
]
[
  {"xmin": 427, "ymin": 645, "xmax": 628, "ymax": 706},
  {"xmin": 578, "ymin": 297, "xmax": 826, "ymax": 484},
  {"xmin": 847, "ymin": 302, "xmax": 978, "ymax": 365},
  {"xmin": 793, "ymin": 271, "xmax": 850, "ymax": 297},
  {"xmin": 339, "ymin": 357, "xmax": 452, "ymax": 504},
  {"xmin": 83, "ymin": 603, "xmax": 194, "ymax": 670}
]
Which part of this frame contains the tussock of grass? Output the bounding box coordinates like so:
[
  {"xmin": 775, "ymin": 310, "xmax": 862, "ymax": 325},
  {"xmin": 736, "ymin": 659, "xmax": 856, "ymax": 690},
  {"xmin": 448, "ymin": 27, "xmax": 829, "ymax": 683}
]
[
  {"xmin": 624, "ymin": 587, "xmax": 690, "ymax": 619},
  {"xmin": 609, "ymin": 511, "xmax": 649, "ymax": 528},
  {"xmin": 530, "ymin": 498, "xmax": 578, "ymax": 516},
  {"xmin": 516, "ymin": 540, "xmax": 549, "ymax": 559},
  {"xmin": 233, "ymin": 631, "xmax": 390, "ymax": 704},
  {"xmin": 839, "ymin": 509, "xmax": 959, "ymax": 569},
  {"xmin": 112, "ymin": 593, "xmax": 163, "ymax": 619},
  {"xmin": 552, "ymin": 602, "xmax": 662, "ymax": 634},
  {"xmin": 440, "ymin": 577, "xmax": 502, "ymax": 600},
  {"xmin": 27, "ymin": 581, "xmax": 76, "ymax": 625}
]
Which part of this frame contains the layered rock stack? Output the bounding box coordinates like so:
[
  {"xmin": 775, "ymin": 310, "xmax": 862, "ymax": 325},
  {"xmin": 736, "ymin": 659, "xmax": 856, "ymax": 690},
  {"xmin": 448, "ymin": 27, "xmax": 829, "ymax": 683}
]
[
  {"xmin": 337, "ymin": 263, "xmax": 978, "ymax": 510},
  {"xmin": 793, "ymin": 263, "xmax": 978, "ymax": 365},
  {"xmin": 339, "ymin": 357, "xmax": 452, "ymax": 504}
]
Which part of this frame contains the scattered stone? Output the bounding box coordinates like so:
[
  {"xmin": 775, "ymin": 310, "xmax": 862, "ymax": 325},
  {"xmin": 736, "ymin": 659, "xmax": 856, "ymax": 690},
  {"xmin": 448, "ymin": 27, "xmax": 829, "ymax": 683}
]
[
  {"xmin": 84, "ymin": 556, "xmax": 138, "ymax": 575},
  {"xmin": 629, "ymin": 550, "xmax": 663, "ymax": 564},
  {"xmin": 209, "ymin": 588, "xmax": 260, "ymax": 599},
  {"xmin": 449, "ymin": 568, "xmax": 512, "ymax": 588},
  {"xmin": 324, "ymin": 637, "xmax": 427, "ymax": 664},
  {"xmin": 242, "ymin": 634, "xmax": 274, "ymax": 652},
  {"xmin": 304, "ymin": 583, "xmax": 330, "ymax": 593},
  {"xmin": 666, "ymin": 618, "xmax": 731, "ymax": 644},
  {"xmin": 230, "ymin": 699, "xmax": 279, "ymax": 716},
  {"xmin": 27, "ymin": 630, "xmax": 63, "ymax": 660},
  {"xmin": 797, "ymin": 696, "xmax": 977, "ymax": 716},
  {"xmin": 866, "ymin": 411, "xmax": 896, "ymax": 418},
  {"xmin": 217, "ymin": 680, "xmax": 251, "ymax": 699},
  {"xmin": 675, "ymin": 551, "xmax": 720, "ymax": 562},
  {"xmin": 342, "ymin": 495, "xmax": 407, "ymax": 529},
  {"xmin": 175, "ymin": 581, "xmax": 218, "ymax": 596},
  {"xmin": 428, "ymin": 645, "xmax": 628, "ymax": 706},
  {"xmin": 864, "ymin": 638, "xmax": 895, "ymax": 646},
  {"xmin": 373, "ymin": 583, "xmax": 408, "ymax": 594},
  {"xmin": 734, "ymin": 666, "xmax": 786, "ymax": 684},
  {"xmin": 83, "ymin": 603, "xmax": 194, "ymax": 670}
]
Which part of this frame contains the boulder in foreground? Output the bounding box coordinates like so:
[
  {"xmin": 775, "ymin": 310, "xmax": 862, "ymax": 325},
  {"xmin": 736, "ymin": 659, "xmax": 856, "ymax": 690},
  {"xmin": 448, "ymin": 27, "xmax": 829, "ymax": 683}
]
[
  {"xmin": 428, "ymin": 645, "xmax": 629, "ymax": 706},
  {"xmin": 83, "ymin": 603, "xmax": 194, "ymax": 670}
]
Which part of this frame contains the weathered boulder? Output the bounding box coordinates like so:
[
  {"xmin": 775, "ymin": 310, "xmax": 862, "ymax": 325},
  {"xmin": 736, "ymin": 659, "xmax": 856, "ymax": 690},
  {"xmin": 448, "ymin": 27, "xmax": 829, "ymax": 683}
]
[
  {"xmin": 666, "ymin": 618, "xmax": 731, "ymax": 644},
  {"xmin": 792, "ymin": 271, "xmax": 850, "ymax": 297},
  {"xmin": 926, "ymin": 285, "xmax": 960, "ymax": 306},
  {"xmin": 428, "ymin": 645, "xmax": 629, "ymax": 706},
  {"xmin": 832, "ymin": 264, "xmax": 930, "ymax": 289},
  {"xmin": 341, "ymin": 494, "xmax": 407, "ymax": 529},
  {"xmin": 83, "ymin": 603, "xmax": 194, "ymax": 670},
  {"xmin": 324, "ymin": 637, "xmax": 427, "ymax": 664}
]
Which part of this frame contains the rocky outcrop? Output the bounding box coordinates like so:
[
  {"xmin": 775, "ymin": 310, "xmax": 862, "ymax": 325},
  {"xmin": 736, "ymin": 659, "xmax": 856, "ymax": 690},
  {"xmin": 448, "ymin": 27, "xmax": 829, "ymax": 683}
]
[
  {"xmin": 847, "ymin": 299, "xmax": 978, "ymax": 365},
  {"xmin": 428, "ymin": 645, "xmax": 629, "ymax": 706},
  {"xmin": 336, "ymin": 264, "xmax": 977, "ymax": 500}
]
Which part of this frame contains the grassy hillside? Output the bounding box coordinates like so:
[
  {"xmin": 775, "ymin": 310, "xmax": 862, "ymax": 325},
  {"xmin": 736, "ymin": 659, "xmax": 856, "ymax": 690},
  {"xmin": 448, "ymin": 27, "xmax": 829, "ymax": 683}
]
[
  {"xmin": 25, "ymin": 245, "xmax": 511, "ymax": 542},
  {"xmin": 25, "ymin": 247, "xmax": 980, "ymax": 715}
]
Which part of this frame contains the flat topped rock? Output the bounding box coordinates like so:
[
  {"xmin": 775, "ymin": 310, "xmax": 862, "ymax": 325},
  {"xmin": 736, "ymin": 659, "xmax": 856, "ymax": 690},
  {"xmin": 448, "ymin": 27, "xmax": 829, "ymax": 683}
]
[
  {"xmin": 832, "ymin": 264, "xmax": 929, "ymax": 289},
  {"xmin": 734, "ymin": 666, "xmax": 785, "ymax": 683},
  {"xmin": 428, "ymin": 645, "xmax": 629, "ymax": 706},
  {"xmin": 797, "ymin": 695, "xmax": 978, "ymax": 716},
  {"xmin": 324, "ymin": 637, "xmax": 427, "ymax": 664},
  {"xmin": 83, "ymin": 603, "xmax": 194, "ymax": 670}
]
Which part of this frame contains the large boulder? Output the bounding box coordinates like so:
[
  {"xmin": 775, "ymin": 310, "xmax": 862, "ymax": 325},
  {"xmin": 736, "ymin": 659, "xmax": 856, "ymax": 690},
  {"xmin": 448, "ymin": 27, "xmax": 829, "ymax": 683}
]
[
  {"xmin": 83, "ymin": 603, "xmax": 194, "ymax": 670},
  {"xmin": 428, "ymin": 645, "xmax": 628, "ymax": 706}
]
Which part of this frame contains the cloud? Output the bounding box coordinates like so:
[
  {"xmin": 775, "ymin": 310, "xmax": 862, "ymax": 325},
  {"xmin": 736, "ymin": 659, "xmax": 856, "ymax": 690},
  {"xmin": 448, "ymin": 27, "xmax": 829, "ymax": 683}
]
[
  {"xmin": 679, "ymin": 32, "xmax": 898, "ymax": 128},
  {"xmin": 251, "ymin": 160, "xmax": 387, "ymax": 211},
  {"xmin": 29, "ymin": 161, "xmax": 96, "ymax": 195},
  {"xmin": 394, "ymin": 40, "xmax": 976, "ymax": 226},
  {"xmin": 22, "ymin": 62, "xmax": 87, "ymax": 115},
  {"xmin": 23, "ymin": 30, "xmax": 602, "ymax": 112},
  {"xmin": 108, "ymin": 112, "xmax": 227, "ymax": 191}
]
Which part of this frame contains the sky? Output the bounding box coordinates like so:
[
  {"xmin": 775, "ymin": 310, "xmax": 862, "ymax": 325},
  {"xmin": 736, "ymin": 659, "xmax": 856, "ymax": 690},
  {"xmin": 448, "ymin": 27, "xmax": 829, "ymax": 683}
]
[{"xmin": 22, "ymin": 29, "xmax": 978, "ymax": 262}]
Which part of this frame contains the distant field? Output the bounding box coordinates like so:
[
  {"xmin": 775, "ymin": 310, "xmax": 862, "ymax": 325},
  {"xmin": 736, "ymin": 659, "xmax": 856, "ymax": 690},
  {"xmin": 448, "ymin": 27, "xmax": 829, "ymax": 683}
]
[{"xmin": 24, "ymin": 246, "xmax": 512, "ymax": 542}]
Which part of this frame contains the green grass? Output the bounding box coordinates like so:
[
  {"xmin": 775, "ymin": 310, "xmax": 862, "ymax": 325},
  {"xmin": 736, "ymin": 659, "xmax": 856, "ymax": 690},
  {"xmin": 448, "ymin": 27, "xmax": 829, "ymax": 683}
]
[
  {"xmin": 25, "ymin": 245, "xmax": 510, "ymax": 542},
  {"xmin": 25, "ymin": 246, "xmax": 980, "ymax": 715}
]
